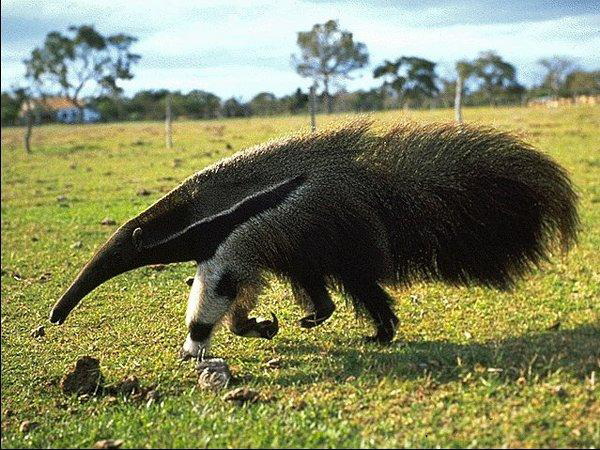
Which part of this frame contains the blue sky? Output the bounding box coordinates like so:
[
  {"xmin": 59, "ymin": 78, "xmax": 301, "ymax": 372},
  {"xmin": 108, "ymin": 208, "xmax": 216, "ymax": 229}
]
[{"xmin": 1, "ymin": 0, "xmax": 599, "ymax": 100}]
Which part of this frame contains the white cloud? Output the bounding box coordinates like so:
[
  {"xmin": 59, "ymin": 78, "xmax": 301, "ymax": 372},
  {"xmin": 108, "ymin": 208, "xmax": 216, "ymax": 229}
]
[{"xmin": 1, "ymin": 0, "xmax": 598, "ymax": 97}]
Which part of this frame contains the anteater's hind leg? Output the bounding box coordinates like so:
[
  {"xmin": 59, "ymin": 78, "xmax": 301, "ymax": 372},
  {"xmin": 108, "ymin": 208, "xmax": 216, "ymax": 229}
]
[
  {"xmin": 344, "ymin": 281, "xmax": 399, "ymax": 343},
  {"xmin": 225, "ymin": 285, "xmax": 278, "ymax": 340},
  {"xmin": 291, "ymin": 273, "xmax": 336, "ymax": 329}
]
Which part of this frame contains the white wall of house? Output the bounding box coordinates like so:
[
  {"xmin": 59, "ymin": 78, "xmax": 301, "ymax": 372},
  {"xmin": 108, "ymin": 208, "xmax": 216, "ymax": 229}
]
[{"xmin": 55, "ymin": 107, "xmax": 101, "ymax": 124}]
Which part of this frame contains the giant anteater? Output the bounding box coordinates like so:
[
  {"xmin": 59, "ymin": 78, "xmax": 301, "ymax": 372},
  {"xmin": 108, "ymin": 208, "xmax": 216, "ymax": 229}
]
[{"xmin": 50, "ymin": 120, "xmax": 579, "ymax": 358}]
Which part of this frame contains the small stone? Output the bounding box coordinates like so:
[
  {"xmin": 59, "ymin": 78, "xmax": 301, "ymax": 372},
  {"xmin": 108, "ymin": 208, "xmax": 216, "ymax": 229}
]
[
  {"xmin": 30, "ymin": 325, "xmax": 45, "ymax": 338},
  {"xmin": 38, "ymin": 272, "xmax": 52, "ymax": 282},
  {"xmin": 137, "ymin": 188, "xmax": 152, "ymax": 196},
  {"xmin": 198, "ymin": 369, "xmax": 231, "ymax": 391},
  {"xmin": 197, "ymin": 357, "xmax": 232, "ymax": 390},
  {"xmin": 116, "ymin": 375, "xmax": 141, "ymax": 396},
  {"xmin": 265, "ymin": 358, "xmax": 282, "ymax": 369},
  {"xmin": 222, "ymin": 387, "xmax": 259, "ymax": 405},
  {"xmin": 70, "ymin": 241, "xmax": 83, "ymax": 249},
  {"xmin": 93, "ymin": 439, "xmax": 124, "ymax": 449},
  {"xmin": 145, "ymin": 390, "xmax": 161, "ymax": 402},
  {"xmin": 553, "ymin": 385, "xmax": 568, "ymax": 399},
  {"xmin": 101, "ymin": 218, "xmax": 116, "ymax": 226},
  {"xmin": 54, "ymin": 401, "xmax": 68, "ymax": 410},
  {"xmin": 61, "ymin": 356, "xmax": 104, "ymax": 396},
  {"xmin": 291, "ymin": 399, "xmax": 307, "ymax": 410},
  {"xmin": 19, "ymin": 420, "xmax": 38, "ymax": 433}
]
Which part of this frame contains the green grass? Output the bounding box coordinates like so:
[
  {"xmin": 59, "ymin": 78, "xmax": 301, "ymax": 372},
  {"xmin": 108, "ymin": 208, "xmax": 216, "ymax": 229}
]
[{"xmin": 2, "ymin": 106, "xmax": 599, "ymax": 448}]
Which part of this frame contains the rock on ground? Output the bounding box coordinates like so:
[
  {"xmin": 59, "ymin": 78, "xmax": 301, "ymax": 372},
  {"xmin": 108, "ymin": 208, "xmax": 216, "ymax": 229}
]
[
  {"xmin": 61, "ymin": 356, "xmax": 104, "ymax": 396},
  {"xmin": 196, "ymin": 357, "xmax": 232, "ymax": 390}
]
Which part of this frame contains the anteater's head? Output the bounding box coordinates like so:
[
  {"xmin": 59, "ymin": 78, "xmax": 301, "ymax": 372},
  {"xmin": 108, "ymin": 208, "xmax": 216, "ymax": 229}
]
[{"xmin": 50, "ymin": 175, "xmax": 304, "ymax": 325}]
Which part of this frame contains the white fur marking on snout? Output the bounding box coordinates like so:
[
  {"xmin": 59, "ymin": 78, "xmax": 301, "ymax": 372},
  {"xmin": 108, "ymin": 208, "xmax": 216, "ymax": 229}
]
[
  {"xmin": 185, "ymin": 266, "xmax": 204, "ymax": 327},
  {"xmin": 186, "ymin": 262, "xmax": 234, "ymax": 327}
]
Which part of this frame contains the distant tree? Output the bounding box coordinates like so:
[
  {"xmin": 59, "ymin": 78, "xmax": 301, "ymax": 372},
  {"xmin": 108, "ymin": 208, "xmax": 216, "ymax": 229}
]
[
  {"xmin": 183, "ymin": 90, "xmax": 221, "ymax": 119},
  {"xmin": 1, "ymin": 91, "xmax": 21, "ymax": 126},
  {"xmin": 249, "ymin": 92, "xmax": 282, "ymax": 116},
  {"xmin": 291, "ymin": 19, "xmax": 369, "ymax": 113},
  {"xmin": 565, "ymin": 70, "xmax": 600, "ymax": 97},
  {"xmin": 91, "ymin": 94, "xmax": 129, "ymax": 122},
  {"xmin": 288, "ymin": 88, "xmax": 309, "ymax": 114},
  {"xmin": 222, "ymin": 97, "xmax": 249, "ymax": 117},
  {"xmin": 472, "ymin": 51, "xmax": 521, "ymax": 105},
  {"xmin": 128, "ymin": 89, "xmax": 174, "ymax": 120},
  {"xmin": 373, "ymin": 57, "xmax": 438, "ymax": 109},
  {"xmin": 538, "ymin": 56, "xmax": 578, "ymax": 98},
  {"xmin": 437, "ymin": 78, "xmax": 456, "ymax": 109},
  {"xmin": 11, "ymin": 86, "xmax": 38, "ymax": 152},
  {"xmin": 352, "ymin": 88, "xmax": 385, "ymax": 112},
  {"xmin": 24, "ymin": 25, "xmax": 140, "ymax": 122}
]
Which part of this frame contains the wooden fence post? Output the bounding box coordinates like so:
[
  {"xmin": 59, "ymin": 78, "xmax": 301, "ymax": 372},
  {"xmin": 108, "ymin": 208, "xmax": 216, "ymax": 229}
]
[
  {"xmin": 309, "ymin": 83, "xmax": 317, "ymax": 132},
  {"xmin": 454, "ymin": 73, "xmax": 463, "ymax": 123},
  {"xmin": 24, "ymin": 110, "xmax": 32, "ymax": 153}
]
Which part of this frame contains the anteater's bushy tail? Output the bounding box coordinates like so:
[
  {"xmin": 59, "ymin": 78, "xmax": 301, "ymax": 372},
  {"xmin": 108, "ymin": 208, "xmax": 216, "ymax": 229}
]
[{"xmin": 365, "ymin": 122, "xmax": 579, "ymax": 289}]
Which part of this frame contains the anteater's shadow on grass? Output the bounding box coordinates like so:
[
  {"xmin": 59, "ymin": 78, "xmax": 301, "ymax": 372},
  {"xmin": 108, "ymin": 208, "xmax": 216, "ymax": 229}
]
[{"xmin": 269, "ymin": 324, "xmax": 599, "ymax": 386}]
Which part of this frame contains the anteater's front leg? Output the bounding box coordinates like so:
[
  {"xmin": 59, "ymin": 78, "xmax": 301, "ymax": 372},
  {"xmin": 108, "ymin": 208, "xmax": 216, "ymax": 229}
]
[
  {"xmin": 180, "ymin": 263, "xmax": 278, "ymax": 360},
  {"xmin": 180, "ymin": 262, "xmax": 238, "ymax": 360}
]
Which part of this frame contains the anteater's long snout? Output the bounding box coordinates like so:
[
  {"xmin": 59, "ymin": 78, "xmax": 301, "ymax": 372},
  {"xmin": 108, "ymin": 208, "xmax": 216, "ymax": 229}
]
[{"xmin": 49, "ymin": 226, "xmax": 139, "ymax": 325}]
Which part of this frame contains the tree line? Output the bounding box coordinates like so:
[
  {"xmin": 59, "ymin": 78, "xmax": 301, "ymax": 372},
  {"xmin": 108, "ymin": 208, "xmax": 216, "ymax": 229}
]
[{"xmin": 1, "ymin": 21, "xmax": 599, "ymax": 127}]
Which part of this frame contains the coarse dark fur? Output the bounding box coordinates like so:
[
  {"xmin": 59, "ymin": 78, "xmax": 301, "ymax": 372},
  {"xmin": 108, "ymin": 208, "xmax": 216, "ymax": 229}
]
[{"xmin": 50, "ymin": 119, "xmax": 579, "ymax": 352}]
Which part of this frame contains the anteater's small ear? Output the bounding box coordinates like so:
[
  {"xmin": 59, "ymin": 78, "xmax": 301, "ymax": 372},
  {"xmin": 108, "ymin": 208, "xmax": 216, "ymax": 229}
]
[{"xmin": 132, "ymin": 227, "xmax": 143, "ymax": 251}]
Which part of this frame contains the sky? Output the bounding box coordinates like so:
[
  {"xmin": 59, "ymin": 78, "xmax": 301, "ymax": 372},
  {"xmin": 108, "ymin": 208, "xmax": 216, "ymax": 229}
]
[{"xmin": 1, "ymin": 0, "xmax": 599, "ymax": 100}]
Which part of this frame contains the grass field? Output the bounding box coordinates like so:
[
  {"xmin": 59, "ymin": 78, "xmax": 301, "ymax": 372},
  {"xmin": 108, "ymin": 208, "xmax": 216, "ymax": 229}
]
[{"xmin": 1, "ymin": 106, "xmax": 599, "ymax": 448}]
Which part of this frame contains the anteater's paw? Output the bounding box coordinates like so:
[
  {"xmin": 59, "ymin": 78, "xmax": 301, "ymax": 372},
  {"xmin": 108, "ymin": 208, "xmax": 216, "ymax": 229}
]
[
  {"xmin": 364, "ymin": 333, "xmax": 394, "ymax": 345},
  {"xmin": 365, "ymin": 318, "xmax": 399, "ymax": 344},
  {"xmin": 254, "ymin": 313, "xmax": 279, "ymax": 340},
  {"xmin": 299, "ymin": 306, "xmax": 335, "ymax": 329},
  {"xmin": 179, "ymin": 348, "xmax": 195, "ymax": 361},
  {"xmin": 179, "ymin": 335, "xmax": 207, "ymax": 361}
]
